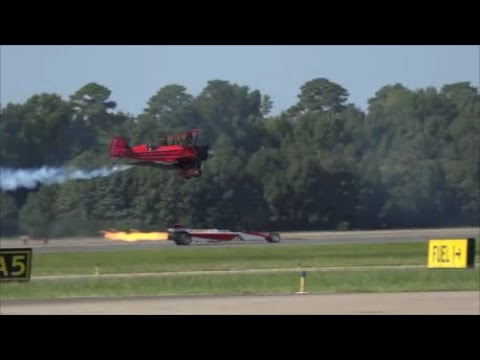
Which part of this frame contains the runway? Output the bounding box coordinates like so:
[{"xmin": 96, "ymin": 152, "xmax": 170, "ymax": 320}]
[
  {"xmin": 1, "ymin": 227, "xmax": 478, "ymax": 253},
  {"xmin": 2, "ymin": 291, "xmax": 478, "ymax": 315},
  {"xmin": 1, "ymin": 228, "xmax": 478, "ymax": 315}
]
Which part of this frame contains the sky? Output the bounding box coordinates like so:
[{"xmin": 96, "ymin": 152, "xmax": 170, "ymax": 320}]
[{"xmin": 1, "ymin": 45, "xmax": 479, "ymax": 116}]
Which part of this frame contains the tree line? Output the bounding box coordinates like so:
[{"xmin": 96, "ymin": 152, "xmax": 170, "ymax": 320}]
[{"xmin": 1, "ymin": 78, "xmax": 478, "ymax": 237}]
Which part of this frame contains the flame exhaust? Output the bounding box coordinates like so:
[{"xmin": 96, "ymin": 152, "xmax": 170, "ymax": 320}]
[{"xmin": 101, "ymin": 230, "xmax": 168, "ymax": 242}]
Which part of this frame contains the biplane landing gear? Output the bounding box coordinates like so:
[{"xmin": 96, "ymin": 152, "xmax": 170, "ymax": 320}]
[{"xmin": 180, "ymin": 166, "xmax": 202, "ymax": 179}]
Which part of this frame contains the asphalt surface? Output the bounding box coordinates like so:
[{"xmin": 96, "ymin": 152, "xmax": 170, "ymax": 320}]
[
  {"xmin": 2, "ymin": 291, "xmax": 479, "ymax": 315},
  {"xmin": 1, "ymin": 227, "xmax": 478, "ymax": 253}
]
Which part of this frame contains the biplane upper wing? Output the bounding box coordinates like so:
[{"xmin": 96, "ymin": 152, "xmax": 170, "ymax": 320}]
[{"xmin": 166, "ymin": 128, "xmax": 202, "ymax": 146}]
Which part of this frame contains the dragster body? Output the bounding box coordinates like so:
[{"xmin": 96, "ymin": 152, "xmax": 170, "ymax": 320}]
[{"xmin": 167, "ymin": 226, "xmax": 281, "ymax": 246}]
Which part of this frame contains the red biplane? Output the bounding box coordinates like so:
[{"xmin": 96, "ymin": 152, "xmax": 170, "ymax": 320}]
[{"xmin": 109, "ymin": 129, "xmax": 210, "ymax": 178}]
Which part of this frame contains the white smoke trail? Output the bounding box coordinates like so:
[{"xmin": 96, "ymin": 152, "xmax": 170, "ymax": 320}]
[{"xmin": 0, "ymin": 165, "xmax": 132, "ymax": 191}]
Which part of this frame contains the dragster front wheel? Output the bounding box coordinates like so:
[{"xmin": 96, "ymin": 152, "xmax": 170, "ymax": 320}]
[{"xmin": 267, "ymin": 232, "xmax": 281, "ymax": 243}]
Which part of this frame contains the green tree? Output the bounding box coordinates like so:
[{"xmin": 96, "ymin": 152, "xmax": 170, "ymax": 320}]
[
  {"xmin": 19, "ymin": 185, "xmax": 58, "ymax": 237},
  {"xmin": 69, "ymin": 83, "xmax": 126, "ymax": 149},
  {"xmin": 297, "ymin": 78, "xmax": 349, "ymax": 112},
  {"xmin": 261, "ymin": 95, "xmax": 273, "ymax": 116},
  {"xmin": 193, "ymin": 80, "xmax": 264, "ymax": 153},
  {"xmin": 0, "ymin": 192, "xmax": 19, "ymax": 236},
  {"xmin": 1, "ymin": 94, "xmax": 76, "ymax": 167},
  {"xmin": 70, "ymin": 82, "xmax": 117, "ymax": 117},
  {"xmin": 133, "ymin": 84, "xmax": 195, "ymax": 144}
]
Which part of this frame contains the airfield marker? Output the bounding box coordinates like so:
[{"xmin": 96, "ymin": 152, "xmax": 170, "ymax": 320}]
[{"xmin": 295, "ymin": 271, "xmax": 308, "ymax": 294}]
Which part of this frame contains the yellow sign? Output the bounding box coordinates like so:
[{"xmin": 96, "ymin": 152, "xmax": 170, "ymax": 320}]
[
  {"xmin": 427, "ymin": 239, "xmax": 475, "ymax": 268},
  {"xmin": 0, "ymin": 248, "xmax": 32, "ymax": 281}
]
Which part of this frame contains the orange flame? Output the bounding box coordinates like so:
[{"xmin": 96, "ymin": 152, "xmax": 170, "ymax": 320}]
[{"xmin": 101, "ymin": 229, "xmax": 168, "ymax": 242}]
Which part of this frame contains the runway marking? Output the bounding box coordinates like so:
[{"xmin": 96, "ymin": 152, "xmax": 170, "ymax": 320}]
[{"xmin": 29, "ymin": 264, "xmax": 461, "ymax": 281}]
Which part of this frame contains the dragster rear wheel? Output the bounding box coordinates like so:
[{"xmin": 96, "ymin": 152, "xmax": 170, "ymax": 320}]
[
  {"xmin": 174, "ymin": 232, "xmax": 192, "ymax": 246},
  {"xmin": 267, "ymin": 232, "xmax": 281, "ymax": 243}
]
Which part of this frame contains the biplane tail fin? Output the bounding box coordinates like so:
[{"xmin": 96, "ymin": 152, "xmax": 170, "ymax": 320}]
[{"xmin": 109, "ymin": 135, "xmax": 131, "ymax": 158}]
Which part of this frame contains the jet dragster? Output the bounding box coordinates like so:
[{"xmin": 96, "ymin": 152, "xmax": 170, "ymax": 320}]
[{"xmin": 167, "ymin": 224, "xmax": 281, "ymax": 246}]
